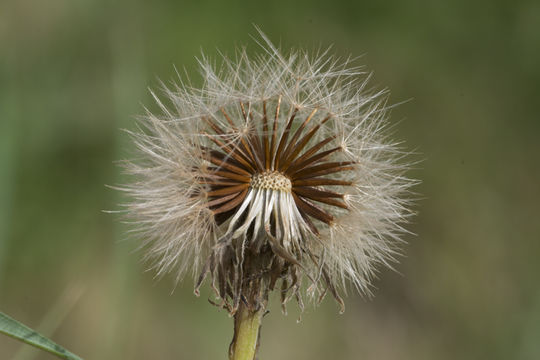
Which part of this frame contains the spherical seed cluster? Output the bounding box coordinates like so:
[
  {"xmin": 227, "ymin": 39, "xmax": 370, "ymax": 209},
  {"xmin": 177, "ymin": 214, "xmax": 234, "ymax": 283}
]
[
  {"xmin": 119, "ymin": 32, "xmax": 415, "ymax": 315},
  {"xmin": 250, "ymin": 171, "xmax": 292, "ymax": 192}
]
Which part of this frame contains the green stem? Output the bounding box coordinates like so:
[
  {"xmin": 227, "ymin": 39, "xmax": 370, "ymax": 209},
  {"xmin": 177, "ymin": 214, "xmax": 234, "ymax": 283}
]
[{"xmin": 229, "ymin": 303, "xmax": 264, "ymax": 360}]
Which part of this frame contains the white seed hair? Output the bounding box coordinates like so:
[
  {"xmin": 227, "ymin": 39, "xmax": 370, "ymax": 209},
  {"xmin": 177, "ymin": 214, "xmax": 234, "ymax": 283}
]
[{"xmin": 118, "ymin": 32, "xmax": 415, "ymax": 306}]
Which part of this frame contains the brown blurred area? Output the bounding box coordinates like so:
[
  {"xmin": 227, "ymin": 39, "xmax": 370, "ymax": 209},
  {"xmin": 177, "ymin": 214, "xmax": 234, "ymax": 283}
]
[{"xmin": 1, "ymin": 0, "xmax": 539, "ymax": 359}]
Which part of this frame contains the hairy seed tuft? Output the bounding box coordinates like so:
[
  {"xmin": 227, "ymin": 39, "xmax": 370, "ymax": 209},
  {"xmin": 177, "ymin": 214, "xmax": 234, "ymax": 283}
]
[{"xmin": 118, "ymin": 32, "xmax": 416, "ymax": 313}]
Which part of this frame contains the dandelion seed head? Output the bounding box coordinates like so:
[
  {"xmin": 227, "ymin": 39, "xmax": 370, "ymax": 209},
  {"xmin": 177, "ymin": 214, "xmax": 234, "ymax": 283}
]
[{"xmin": 119, "ymin": 33, "xmax": 415, "ymax": 313}]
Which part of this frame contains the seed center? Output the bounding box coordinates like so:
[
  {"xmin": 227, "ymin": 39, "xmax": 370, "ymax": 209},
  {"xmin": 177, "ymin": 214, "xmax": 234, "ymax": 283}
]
[{"xmin": 250, "ymin": 171, "xmax": 292, "ymax": 192}]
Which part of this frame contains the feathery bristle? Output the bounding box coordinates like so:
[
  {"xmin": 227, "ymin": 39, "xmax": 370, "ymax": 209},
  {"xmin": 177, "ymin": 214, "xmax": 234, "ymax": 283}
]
[{"xmin": 118, "ymin": 33, "xmax": 415, "ymax": 313}]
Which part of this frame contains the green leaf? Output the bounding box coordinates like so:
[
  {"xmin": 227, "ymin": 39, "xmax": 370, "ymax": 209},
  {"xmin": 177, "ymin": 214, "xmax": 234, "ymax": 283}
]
[{"xmin": 0, "ymin": 311, "xmax": 83, "ymax": 360}]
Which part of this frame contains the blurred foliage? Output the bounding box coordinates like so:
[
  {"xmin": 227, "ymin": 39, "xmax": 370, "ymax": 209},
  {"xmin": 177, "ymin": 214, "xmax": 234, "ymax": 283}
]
[
  {"xmin": 0, "ymin": 310, "xmax": 83, "ymax": 360},
  {"xmin": 1, "ymin": 0, "xmax": 539, "ymax": 359}
]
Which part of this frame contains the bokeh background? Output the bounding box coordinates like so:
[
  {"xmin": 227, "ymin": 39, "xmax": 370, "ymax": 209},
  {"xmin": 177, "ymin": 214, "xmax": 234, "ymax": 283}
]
[{"xmin": 1, "ymin": 0, "xmax": 539, "ymax": 359}]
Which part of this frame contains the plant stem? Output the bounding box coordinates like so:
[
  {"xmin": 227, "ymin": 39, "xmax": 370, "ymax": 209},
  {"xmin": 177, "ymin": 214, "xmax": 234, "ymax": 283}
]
[{"xmin": 229, "ymin": 303, "xmax": 264, "ymax": 360}]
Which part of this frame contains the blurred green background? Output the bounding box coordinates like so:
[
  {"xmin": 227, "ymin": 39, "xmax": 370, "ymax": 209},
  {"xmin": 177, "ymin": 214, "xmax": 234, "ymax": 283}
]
[{"xmin": 1, "ymin": 0, "xmax": 539, "ymax": 359}]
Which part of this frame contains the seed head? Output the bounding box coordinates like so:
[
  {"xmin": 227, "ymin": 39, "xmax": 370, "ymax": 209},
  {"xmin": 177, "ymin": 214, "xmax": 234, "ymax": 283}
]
[{"xmin": 119, "ymin": 33, "xmax": 415, "ymax": 314}]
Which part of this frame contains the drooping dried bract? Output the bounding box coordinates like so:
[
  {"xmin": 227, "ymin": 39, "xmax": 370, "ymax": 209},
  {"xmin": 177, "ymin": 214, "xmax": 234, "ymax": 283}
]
[{"xmin": 120, "ymin": 36, "xmax": 414, "ymax": 314}]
